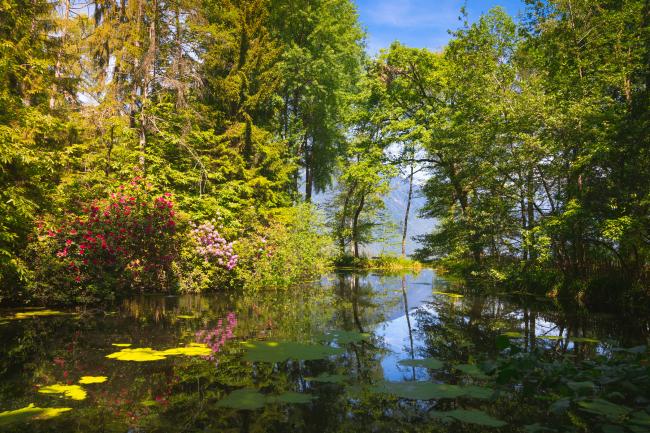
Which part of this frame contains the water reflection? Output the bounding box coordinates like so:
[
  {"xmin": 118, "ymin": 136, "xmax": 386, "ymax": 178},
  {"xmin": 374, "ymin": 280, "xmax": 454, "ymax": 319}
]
[{"xmin": 0, "ymin": 269, "xmax": 647, "ymax": 432}]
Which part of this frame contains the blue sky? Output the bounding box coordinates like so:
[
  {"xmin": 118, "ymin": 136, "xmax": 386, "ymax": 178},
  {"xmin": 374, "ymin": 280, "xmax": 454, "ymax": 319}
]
[{"xmin": 354, "ymin": 0, "xmax": 525, "ymax": 55}]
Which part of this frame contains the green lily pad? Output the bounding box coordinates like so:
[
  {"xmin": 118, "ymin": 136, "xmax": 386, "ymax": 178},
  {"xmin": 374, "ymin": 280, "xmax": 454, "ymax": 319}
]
[
  {"xmin": 398, "ymin": 358, "xmax": 444, "ymax": 369},
  {"xmin": 242, "ymin": 341, "xmax": 344, "ymax": 363},
  {"xmin": 320, "ymin": 330, "xmax": 371, "ymax": 344},
  {"xmin": 305, "ymin": 373, "xmax": 348, "ymax": 383},
  {"xmin": 0, "ymin": 404, "xmax": 72, "ymax": 426},
  {"xmin": 369, "ymin": 381, "xmax": 494, "ymax": 400},
  {"xmin": 524, "ymin": 423, "xmax": 557, "ymax": 432},
  {"xmin": 176, "ymin": 315, "xmax": 198, "ymax": 319},
  {"xmin": 78, "ymin": 376, "xmax": 107, "ymax": 385},
  {"xmin": 38, "ymin": 384, "xmax": 87, "ymax": 400},
  {"xmin": 216, "ymin": 389, "xmax": 315, "ymax": 409},
  {"xmin": 431, "ymin": 409, "xmax": 507, "ymax": 427},
  {"xmin": 567, "ymin": 381, "xmax": 595, "ymax": 394},
  {"xmin": 538, "ymin": 335, "xmax": 563, "ymax": 340},
  {"xmin": 455, "ymin": 364, "xmax": 489, "ymax": 379},
  {"xmin": 578, "ymin": 399, "xmax": 632, "ymax": 420},
  {"xmin": 216, "ymin": 389, "xmax": 266, "ymax": 410},
  {"xmin": 601, "ymin": 425, "xmax": 625, "ymax": 433},
  {"xmin": 630, "ymin": 410, "xmax": 650, "ymax": 427},
  {"xmin": 111, "ymin": 343, "xmax": 132, "ymax": 347},
  {"xmin": 268, "ymin": 392, "xmax": 316, "ymax": 404}
]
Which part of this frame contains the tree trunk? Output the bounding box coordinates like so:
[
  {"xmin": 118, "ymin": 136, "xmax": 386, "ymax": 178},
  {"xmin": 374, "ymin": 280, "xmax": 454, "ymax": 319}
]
[
  {"xmin": 402, "ymin": 164, "xmax": 414, "ymax": 258},
  {"xmin": 352, "ymin": 191, "xmax": 366, "ymax": 258}
]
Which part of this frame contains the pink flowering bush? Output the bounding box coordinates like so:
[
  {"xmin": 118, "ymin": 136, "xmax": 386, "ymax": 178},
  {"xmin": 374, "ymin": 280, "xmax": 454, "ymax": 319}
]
[
  {"xmin": 190, "ymin": 221, "xmax": 238, "ymax": 270},
  {"xmin": 32, "ymin": 177, "xmax": 181, "ymax": 300},
  {"xmin": 195, "ymin": 312, "xmax": 237, "ymax": 361}
]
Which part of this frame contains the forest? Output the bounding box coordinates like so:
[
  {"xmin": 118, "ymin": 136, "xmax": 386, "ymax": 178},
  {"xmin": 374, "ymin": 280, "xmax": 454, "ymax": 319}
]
[
  {"xmin": 0, "ymin": 1, "xmax": 649, "ymax": 432},
  {"xmin": 1, "ymin": 0, "xmax": 648, "ymax": 306}
]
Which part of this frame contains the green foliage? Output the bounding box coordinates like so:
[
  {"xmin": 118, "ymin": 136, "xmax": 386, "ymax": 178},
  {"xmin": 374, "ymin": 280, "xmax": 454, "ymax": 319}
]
[{"xmin": 234, "ymin": 204, "xmax": 334, "ymax": 289}]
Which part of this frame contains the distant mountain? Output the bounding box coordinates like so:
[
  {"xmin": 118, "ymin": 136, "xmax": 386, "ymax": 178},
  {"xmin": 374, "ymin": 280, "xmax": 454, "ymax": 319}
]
[
  {"xmin": 313, "ymin": 176, "xmax": 436, "ymax": 257},
  {"xmin": 368, "ymin": 176, "xmax": 436, "ymax": 256}
]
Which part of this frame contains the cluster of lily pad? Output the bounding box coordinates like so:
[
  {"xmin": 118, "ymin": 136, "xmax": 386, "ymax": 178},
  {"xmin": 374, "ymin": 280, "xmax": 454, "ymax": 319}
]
[{"xmin": 105, "ymin": 343, "xmax": 212, "ymax": 362}]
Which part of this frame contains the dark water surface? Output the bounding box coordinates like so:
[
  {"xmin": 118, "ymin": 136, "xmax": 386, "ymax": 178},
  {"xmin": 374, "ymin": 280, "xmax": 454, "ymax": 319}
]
[{"xmin": 0, "ymin": 269, "xmax": 647, "ymax": 432}]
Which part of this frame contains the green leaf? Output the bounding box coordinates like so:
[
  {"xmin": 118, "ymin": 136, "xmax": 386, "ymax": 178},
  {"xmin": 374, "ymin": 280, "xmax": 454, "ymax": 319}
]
[
  {"xmin": 242, "ymin": 341, "xmax": 344, "ymax": 363},
  {"xmin": 369, "ymin": 381, "xmax": 494, "ymax": 400},
  {"xmin": 524, "ymin": 423, "xmax": 556, "ymax": 432},
  {"xmin": 567, "ymin": 381, "xmax": 595, "ymax": 394},
  {"xmin": 305, "ymin": 373, "xmax": 347, "ymax": 383},
  {"xmin": 268, "ymin": 392, "xmax": 316, "ymax": 404},
  {"xmin": 601, "ymin": 425, "xmax": 625, "ymax": 433},
  {"xmin": 455, "ymin": 364, "xmax": 490, "ymax": 379},
  {"xmin": 577, "ymin": 399, "xmax": 632, "ymax": 421},
  {"xmin": 431, "ymin": 409, "xmax": 506, "ymax": 427},
  {"xmin": 216, "ymin": 389, "xmax": 266, "ymax": 410},
  {"xmin": 216, "ymin": 389, "xmax": 316, "ymax": 409}
]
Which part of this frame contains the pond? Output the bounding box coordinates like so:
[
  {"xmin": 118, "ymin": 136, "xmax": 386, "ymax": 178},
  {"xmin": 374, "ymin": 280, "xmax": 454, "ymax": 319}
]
[{"xmin": 0, "ymin": 269, "xmax": 648, "ymax": 432}]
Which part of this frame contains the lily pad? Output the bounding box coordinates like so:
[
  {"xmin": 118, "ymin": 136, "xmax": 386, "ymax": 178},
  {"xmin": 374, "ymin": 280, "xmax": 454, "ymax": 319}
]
[
  {"xmin": 524, "ymin": 423, "xmax": 557, "ymax": 432},
  {"xmin": 268, "ymin": 392, "xmax": 316, "ymax": 404},
  {"xmin": 0, "ymin": 404, "xmax": 72, "ymax": 426},
  {"xmin": 567, "ymin": 381, "xmax": 595, "ymax": 394},
  {"xmin": 216, "ymin": 389, "xmax": 266, "ymax": 410},
  {"xmin": 242, "ymin": 341, "xmax": 344, "ymax": 363},
  {"xmin": 106, "ymin": 348, "xmax": 167, "ymax": 362},
  {"xmin": 38, "ymin": 384, "xmax": 87, "ymax": 400},
  {"xmin": 629, "ymin": 410, "xmax": 650, "ymax": 428},
  {"xmin": 78, "ymin": 376, "xmax": 107, "ymax": 385},
  {"xmin": 398, "ymin": 358, "xmax": 444, "ymax": 370},
  {"xmin": 106, "ymin": 344, "xmax": 212, "ymax": 362},
  {"xmin": 176, "ymin": 315, "xmax": 198, "ymax": 319},
  {"xmin": 216, "ymin": 389, "xmax": 315, "ymax": 410},
  {"xmin": 431, "ymin": 409, "xmax": 506, "ymax": 427},
  {"xmin": 455, "ymin": 364, "xmax": 490, "ymax": 379},
  {"xmin": 432, "ymin": 291, "xmax": 464, "ymax": 298},
  {"xmin": 369, "ymin": 381, "xmax": 494, "ymax": 400},
  {"xmin": 305, "ymin": 373, "xmax": 348, "ymax": 383},
  {"xmin": 538, "ymin": 335, "xmax": 563, "ymax": 341},
  {"xmin": 578, "ymin": 399, "xmax": 632, "ymax": 420},
  {"xmin": 162, "ymin": 344, "xmax": 212, "ymax": 357},
  {"xmin": 13, "ymin": 310, "xmax": 71, "ymax": 319},
  {"xmin": 111, "ymin": 343, "xmax": 132, "ymax": 347}
]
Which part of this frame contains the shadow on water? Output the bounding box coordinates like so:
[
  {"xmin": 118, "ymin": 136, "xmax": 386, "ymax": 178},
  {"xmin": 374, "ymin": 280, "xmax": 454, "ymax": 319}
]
[{"xmin": 0, "ymin": 269, "xmax": 647, "ymax": 432}]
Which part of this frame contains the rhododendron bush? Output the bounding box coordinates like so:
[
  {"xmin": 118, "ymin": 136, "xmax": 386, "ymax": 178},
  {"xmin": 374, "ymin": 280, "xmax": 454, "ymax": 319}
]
[{"xmin": 37, "ymin": 178, "xmax": 180, "ymax": 297}]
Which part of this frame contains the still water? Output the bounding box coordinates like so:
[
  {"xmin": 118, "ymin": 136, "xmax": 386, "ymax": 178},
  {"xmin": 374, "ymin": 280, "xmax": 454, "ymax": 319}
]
[{"xmin": 0, "ymin": 269, "xmax": 647, "ymax": 432}]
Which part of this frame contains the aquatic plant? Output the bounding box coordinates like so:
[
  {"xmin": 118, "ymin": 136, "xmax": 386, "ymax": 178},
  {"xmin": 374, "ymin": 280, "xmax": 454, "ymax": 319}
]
[
  {"xmin": 216, "ymin": 389, "xmax": 315, "ymax": 410},
  {"xmin": 38, "ymin": 384, "xmax": 87, "ymax": 400},
  {"xmin": 78, "ymin": 376, "xmax": 107, "ymax": 384},
  {"xmin": 0, "ymin": 404, "xmax": 72, "ymax": 426},
  {"xmin": 105, "ymin": 344, "xmax": 212, "ymax": 362},
  {"xmin": 242, "ymin": 341, "xmax": 344, "ymax": 363}
]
